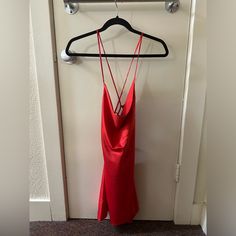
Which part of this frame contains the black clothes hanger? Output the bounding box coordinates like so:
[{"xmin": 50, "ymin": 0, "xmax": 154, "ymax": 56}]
[{"xmin": 65, "ymin": 6, "xmax": 169, "ymax": 58}]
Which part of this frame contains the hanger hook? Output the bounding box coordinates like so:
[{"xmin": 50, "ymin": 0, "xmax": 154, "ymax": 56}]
[{"xmin": 115, "ymin": 0, "xmax": 119, "ymax": 17}]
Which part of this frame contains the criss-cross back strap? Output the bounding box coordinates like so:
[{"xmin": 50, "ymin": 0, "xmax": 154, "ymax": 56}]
[
  {"xmin": 114, "ymin": 34, "xmax": 143, "ymax": 114},
  {"xmin": 97, "ymin": 31, "xmax": 143, "ymax": 114}
]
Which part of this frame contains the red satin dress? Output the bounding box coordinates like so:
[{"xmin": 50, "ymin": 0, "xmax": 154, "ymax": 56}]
[{"xmin": 96, "ymin": 31, "xmax": 143, "ymax": 226}]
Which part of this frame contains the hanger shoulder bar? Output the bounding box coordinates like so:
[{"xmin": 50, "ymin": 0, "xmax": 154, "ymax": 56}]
[{"xmin": 66, "ymin": 53, "xmax": 168, "ymax": 58}]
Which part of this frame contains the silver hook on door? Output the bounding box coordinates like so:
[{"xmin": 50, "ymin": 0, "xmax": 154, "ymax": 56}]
[{"xmin": 64, "ymin": 1, "xmax": 79, "ymax": 15}]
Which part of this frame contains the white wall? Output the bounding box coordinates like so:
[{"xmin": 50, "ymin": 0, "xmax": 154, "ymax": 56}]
[
  {"xmin": 208, "ymin": 1, "xmax": 236, "ymax": 235},
  {"xmin": 29, "ymin": 10, "xmax": 50, "ymax": 201},
  {"xmin": 0, "ymin": 1, "xmax": 28, "ymax": 234}
]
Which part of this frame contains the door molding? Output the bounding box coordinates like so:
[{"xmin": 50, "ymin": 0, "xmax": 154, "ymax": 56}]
[
  {"xmin": 30, "ymin": 0, "xmax": 68, "ymax": 221},
  {"xmin": 174, "ymin": 0, "xmax": 206, "ymax": 224},
  {"xmin": 30, "ymin": 200, "xmax": 52, "ymax": 221}
]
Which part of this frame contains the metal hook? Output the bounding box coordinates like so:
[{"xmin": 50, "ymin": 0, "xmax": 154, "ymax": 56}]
[{"xmin": 115, "ymin": 0, "xmax": 119, "ymax": 17}]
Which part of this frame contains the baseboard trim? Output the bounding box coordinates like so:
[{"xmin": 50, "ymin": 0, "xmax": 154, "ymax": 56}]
[
  {"xmin": 191, "ymin": 203, "xmax": 207, "ymax": 234},
  {"xmin": 30, "ymin": 200, "xmax": 52, "ymax": 221},
  {"xmin": 200, "ymin": 204, "xmax": 207, "ymax": 235}
]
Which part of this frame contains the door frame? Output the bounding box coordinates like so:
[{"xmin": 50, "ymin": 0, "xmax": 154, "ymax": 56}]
[
  {"xmin": 30, "ymin": 0, "xmax": 69, "ymax": 221},
  {"xmin": 174, "ymin": 0, "xmax": 206, "ymax": 224},
  {"xmin": 31, "ymin": 0, "xmax": 206, "ymax": 223}
]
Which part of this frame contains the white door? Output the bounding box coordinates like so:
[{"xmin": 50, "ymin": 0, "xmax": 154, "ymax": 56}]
[{"xmin": 52, "ymin": 0, "xmax": 191, "ymax": 220}]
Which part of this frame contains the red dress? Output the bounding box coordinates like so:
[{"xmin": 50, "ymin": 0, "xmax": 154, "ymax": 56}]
[{"xmin": 97, "ymin": 31, "xmax": 143, "ymax": 226}]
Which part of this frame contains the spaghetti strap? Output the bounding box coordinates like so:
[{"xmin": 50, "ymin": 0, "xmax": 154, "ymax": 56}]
[
  {"xmin": 97, "ymin": 31, "xmax": 122, "ymax": 110},
  {"xmin": 114, "ymin": 34, "xmax": 143, "ymax": 113},
  {"xmin": 97, "ymin": 32, "xmax": 105, "ymax": 84},
  {"xmin": 97, "ymin": 31, "xmax": 143, "ymax": 115}
]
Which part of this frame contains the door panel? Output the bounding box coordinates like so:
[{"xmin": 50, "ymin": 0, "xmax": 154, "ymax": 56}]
[{"xmin": 53, "ymin": 0, "xmax": 191, "ymax": 219}]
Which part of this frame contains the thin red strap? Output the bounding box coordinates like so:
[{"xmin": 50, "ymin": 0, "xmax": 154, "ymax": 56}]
[
  {"xmin": 97, "ymin": 31, "xmax": 143, "ymax": 114},
  {"xmin": 97, "ymin": 31, "xmax": 121, "ymax": 107},
  {"xmin": 97, "ymin": 31, "xmax": 105, "ymax": 84},
  {"xmin": 114, "ymin": 33, "xmax": 143, "ymax": 113},
  {"xmin": 134, "ymin": 34, "xmax": 143, "ymax": 80}
]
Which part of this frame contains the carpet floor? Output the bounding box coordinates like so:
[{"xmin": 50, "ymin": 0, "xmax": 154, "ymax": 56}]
[{"xmin": 30, "ymin": 219, "xmax": 205, "ymax": 236}]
